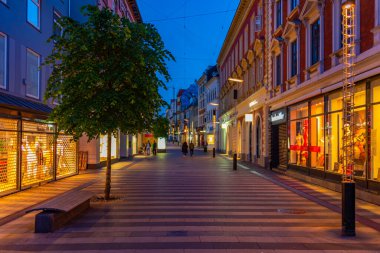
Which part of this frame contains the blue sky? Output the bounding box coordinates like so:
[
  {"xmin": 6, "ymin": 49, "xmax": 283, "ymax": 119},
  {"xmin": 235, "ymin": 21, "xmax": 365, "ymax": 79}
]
[{"xmin": 136, "ymin": 0, "xmax": 240, "ymax": 106}]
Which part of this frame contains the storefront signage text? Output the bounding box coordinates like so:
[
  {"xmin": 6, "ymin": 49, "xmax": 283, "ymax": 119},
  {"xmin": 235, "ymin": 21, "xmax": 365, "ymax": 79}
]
[
  {"xmin": 270, "ymin": 109, "xmax": 287, "ymax": 125},
  {"xmin": 249, "ymin": 100, "xmax": 258, "ymax": 108}
]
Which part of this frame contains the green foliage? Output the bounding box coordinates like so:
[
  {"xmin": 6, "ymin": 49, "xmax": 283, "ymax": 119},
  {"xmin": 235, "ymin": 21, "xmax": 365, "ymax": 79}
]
[
  {"xmin": 152, "ymin": 116, "xmax": 170, "ymax": 138},
  {"xmin": 44, "ymin": 5, "xmax": 174, "ymax": 140}
]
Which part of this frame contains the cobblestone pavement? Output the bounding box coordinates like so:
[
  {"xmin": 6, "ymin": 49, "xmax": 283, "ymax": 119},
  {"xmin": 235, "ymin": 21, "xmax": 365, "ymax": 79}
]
[{"xmin": 0, "ymin": 146, "xmax": 380, "ymax": 252}]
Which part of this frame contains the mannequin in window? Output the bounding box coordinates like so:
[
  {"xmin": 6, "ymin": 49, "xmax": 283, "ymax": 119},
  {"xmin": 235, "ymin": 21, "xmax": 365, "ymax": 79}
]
[{"xmin": 295, "ymin": 131, "xmax": 304, "ymax": 165}]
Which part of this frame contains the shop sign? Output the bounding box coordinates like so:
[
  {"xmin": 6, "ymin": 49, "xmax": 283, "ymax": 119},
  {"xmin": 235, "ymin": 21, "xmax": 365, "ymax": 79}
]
[
  {"xmin": 270, "ymin": 109, "xmax": 287, "ymax": 125},
  {"xmin": 245, "ymin": 114, "xmax": 253, "ymax": 122},
  {"xmin": 144, "ymin": 133, "xmax": 154, "ymax": 137},
  {"xmin": 249, "ymin": 100, "xmax": 258, "ymax": 108},
  {"xmin": 157, "ymin": 137, "xmax": 166, "ymax": 150}
]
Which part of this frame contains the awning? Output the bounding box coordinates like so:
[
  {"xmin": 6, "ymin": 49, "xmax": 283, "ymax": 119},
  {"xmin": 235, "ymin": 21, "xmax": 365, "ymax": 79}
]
[{"xmin": 0, "ymin": 92, "xmax": 52, "ymax": 114}]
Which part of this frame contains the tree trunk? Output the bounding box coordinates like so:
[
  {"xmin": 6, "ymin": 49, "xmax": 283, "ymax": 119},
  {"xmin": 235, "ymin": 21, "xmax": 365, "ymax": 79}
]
[{"xmin": 104, "ymin": 131, "xmax": 112, "ymax": 200}]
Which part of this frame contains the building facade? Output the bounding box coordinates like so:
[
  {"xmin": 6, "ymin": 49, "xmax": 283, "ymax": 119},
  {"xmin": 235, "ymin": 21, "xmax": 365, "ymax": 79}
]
[
  {"xmin": 218, "ymin": 0, "xmax": 380, "ymax": 193},
  {"xmin": 197, "ymin": 66, "xmax": 220, "ymax": 150},
  {"xmin": 218, "ymin": 0, "xmax": 269, "ymax": 168},
  {"xmin": 0, "ymin": 0, "xmax": 142, "ymax": 196},
  {"xmin": 267, "ymin": 0, "xmax": 380, "ymax": 192}
]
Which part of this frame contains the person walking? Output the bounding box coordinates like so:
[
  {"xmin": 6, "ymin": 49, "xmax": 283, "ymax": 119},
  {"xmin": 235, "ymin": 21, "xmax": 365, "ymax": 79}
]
[
  {"xmin": 182, "ymin": 141, "xmax": 188, "ymax": 156},
  {"xmin": 152, "ymin": 140, "xmax": 157, "ymax": 156},
  {"xmin": 189, "ymin": 141, "xmax": 194, "ymax": 157},
  {"xmin": 146, "ymin": 140, "xmax": 151, "ymax": 156}
]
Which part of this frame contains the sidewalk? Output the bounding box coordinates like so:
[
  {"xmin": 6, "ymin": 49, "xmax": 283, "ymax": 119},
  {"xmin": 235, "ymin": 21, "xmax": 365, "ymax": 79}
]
[
  {"xmin": 1, "ymin": 149, "xmax": 380, "ymax": 252},
  {"xmin": 0, "ymin": 160, "xmax": 136, "ymax": 227},
  {"xmin": 232, "ymin": 158, "xmax": 380, "ymax": 233}
]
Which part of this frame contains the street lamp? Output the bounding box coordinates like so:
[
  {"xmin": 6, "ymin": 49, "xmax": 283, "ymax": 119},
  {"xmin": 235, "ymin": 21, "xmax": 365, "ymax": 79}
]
[{"xmin": 341, "ymin": 0, "xmax": 356, "ymax": 237}]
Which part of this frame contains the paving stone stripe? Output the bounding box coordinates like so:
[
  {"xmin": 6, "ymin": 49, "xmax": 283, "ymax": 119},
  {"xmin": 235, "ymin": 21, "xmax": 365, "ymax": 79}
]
[{"xmin": 1, "ymin": 147, "xmax": 380, "ymax": 252}]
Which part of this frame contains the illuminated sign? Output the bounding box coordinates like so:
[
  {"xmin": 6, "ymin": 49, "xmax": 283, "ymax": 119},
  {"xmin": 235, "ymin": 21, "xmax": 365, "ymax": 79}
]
[
  {"xmin": 157, "ymin": 137, "xmax": 166, "ymax": 150},
  {"xmin": 249, "ymin": 100, "xmax": 258, "ymax": 108},
  {"xmin": 245, "ymin": 114, "xmax": 253, "ymax": 122},
  {"xmin": 270, "ymin": 108, "xmax": 287, "ymax": 125}
]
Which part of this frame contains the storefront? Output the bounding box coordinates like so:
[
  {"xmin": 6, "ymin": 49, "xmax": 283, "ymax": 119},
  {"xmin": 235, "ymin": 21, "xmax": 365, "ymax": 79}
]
[
  {"xmin": 0, "ymin": 116, "xmax": 77, "ymax": 197},
  {"xmin": 270, "ymin": 108, "xmax": 288, "ymax": 170},
  {"xmin": 279, "ymin": 76, "xmax": 380, "ymax": 192}
]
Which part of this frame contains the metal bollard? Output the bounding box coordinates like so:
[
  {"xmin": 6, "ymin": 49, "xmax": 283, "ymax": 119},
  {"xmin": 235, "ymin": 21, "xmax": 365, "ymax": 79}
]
[
  {"xmin": 342, "ymin": 181, "xmax": 356, "ymax": 236},
  {"xmin": 213, "ymin": 148, "xmax": 215, "ymax": 158},
  {"xmin": 233, "ymin": 154, "xmax": 237, "ymax": 171}
]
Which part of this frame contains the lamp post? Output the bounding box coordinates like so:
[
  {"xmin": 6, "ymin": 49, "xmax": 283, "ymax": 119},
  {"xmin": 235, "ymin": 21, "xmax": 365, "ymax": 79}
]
[
  {"xmin": 228, "ymin": 77, "xmax": 244, "ymax": 160},
  {"xmin": 341, "ymin": 0, "xmax": 356, "ymax": 237}
]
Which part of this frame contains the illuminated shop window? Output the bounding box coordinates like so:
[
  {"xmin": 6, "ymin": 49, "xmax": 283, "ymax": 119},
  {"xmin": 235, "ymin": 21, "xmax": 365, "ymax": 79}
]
[
  {"xmin": 371, "ymin": 79, "xmax": 380, "ymax": 180},
  {"xmin": 56, "ymin": 135, "xmax": 77, "ymax": 179},
  {"xmin": 0, "ymin": 119, "xmax": 18, "ymax": 194},
  {"xmin": 289, "ymin": 102, "xmax": 308, "ymax": 166},
  {"xmin": 21, "ymin": 121, "xmax": 55, "ymax": 188},
  {"xmin": 310, "ymin": 98, "xmax": 324, "ymax": 170},
  {"xmin": 326, "ymin": 84, "xmax": 366, "ymax": 176}
]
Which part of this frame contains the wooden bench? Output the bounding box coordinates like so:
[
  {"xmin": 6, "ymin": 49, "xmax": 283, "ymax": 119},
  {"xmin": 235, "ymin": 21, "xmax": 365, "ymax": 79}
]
[{"xmin": 26, "ymin": 190, "xmax": 94, "ymax": 233}]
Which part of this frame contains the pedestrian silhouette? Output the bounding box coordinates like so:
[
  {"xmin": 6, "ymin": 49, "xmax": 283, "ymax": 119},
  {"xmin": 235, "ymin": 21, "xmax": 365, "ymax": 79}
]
[
  {"xmin": 182, "ymin": 141, "xmax": 188, "ymax": 156},
  {"xmin": 189, "ymin": 141, "xmax": 194, "ymax": 157}
]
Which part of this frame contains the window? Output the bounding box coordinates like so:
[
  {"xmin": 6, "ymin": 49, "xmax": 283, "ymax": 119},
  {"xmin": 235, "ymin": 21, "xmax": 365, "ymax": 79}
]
[
  {"xmin": 244, "ymin": 26, "xmax": 248, "ymax": 53},
  {"xmin": 53, "ymin": 12, "xmax": 63, "ymax": 41},
  {"xmin": 26, "ymin": 49, "xmax": 40, "ymax": 99},
  {"xmin": 290, "ymin": 0, "xmax": 299, "ymax": 11},
  {"xmin": 276, "ymin": 0, "xmax": 282, "ymax": 28},
  {"xmin": 0, "ymin": 33, "xmax": 6, "ymax": 89},
  {"xmin": 333, "ymin": 1, "xmax": 343, "ymax": 50},
  {"xmin": 290, "ymin": 40, "xmax": 297, "ymax": 77},
  {"xmin": 250, "ymin": 14, "xmax": 255, "ymax": 44},
  {"xmin": 310, "ymin": 19, "xmax": 320, "ymax": 65},
  {"xmin": 289, "ymin": 102, "xmax": 309, "ymax": 166},
  {"xmin": 27, "ymin": 0, "xmax": 40, "ymax": 29},
  {"xmin": 275, "ymin": 54, "xmax": 281, "ymax": 86}
]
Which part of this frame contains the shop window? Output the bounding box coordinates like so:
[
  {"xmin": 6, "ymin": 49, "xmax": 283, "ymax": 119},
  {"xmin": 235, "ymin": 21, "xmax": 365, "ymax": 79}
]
[
  {"xmin": 289, "ymin": 119, "xmax": 309, "ymax": 166},
  {"xmin": 353, "ymin": 108, "xmax": 367, "ymax": 177},
  {"xmin": 311, "ymin": 97, "xmax": 324, "ymax": 115},
  {"xmin": 21, "ymin": 121, "xmax": 55, "ymax": 188},
  {"xmin": 0, "ymin": 33, "xmax": 6, "ymax": 89},
  {"xmin": 310, "ymin": 115, "xmax": 324, "ymax": 169},
  {"xmin": 371, "ymin": 104, "xmax": 380, "ymax": 180},
  {"xmin": 326, "ymin": 112, "xmax": 342, "ymax": 173},
  {"xmin": 56, "ymin": 135, "xmax": 77, "ymax": 179},
  {"xmin": 354, "ymin": 83, "xmax": 366, "ymax": 106},
  {"xmin": 328, "ymin": 90, "xmax": 343, "ymax": 112},
  {"xmin": 371, "ymin": 79, "xmax": 380, "ymax": 103},
  {"xmin": 289, "ymin": 102, "xmax": 309, "ymax": 166},
  {"xmin": 290, "ymin": 102, "xmax": 308, "ymax": 120},
  {"xmin": 326, "ymin": 89, "xmax": 367, "ymax": 177},
  {"xmin": 0, "ymin": 118, "xmax": 18, "ymax": 194},
  {"xmin": 27, "ymin": 0, "xmax": 40, "ymax": 29}
]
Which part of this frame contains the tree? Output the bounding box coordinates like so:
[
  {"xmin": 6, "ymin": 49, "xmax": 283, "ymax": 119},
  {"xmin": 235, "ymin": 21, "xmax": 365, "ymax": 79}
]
[
  {"xmin": 152, "ymin": 116, "xmax": 170, "ymax": 139},
  {"xmin": 44, "ymin": 6, "xmax": 173, "ymax": 200}
]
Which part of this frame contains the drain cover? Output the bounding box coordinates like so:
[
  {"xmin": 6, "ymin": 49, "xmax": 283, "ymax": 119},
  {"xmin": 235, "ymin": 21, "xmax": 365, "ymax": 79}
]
[
  {"xmin": 167, "ymin": 231, "xmax": 188, "ymax": 237},
  {"xmin": 277, "ymin": 209, "xmax": 306, "ymax": 214}
]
